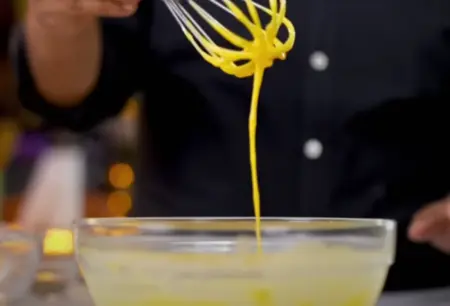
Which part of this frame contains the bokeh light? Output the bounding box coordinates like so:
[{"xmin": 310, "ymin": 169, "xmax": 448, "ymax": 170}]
[
  {"xmin": 108, "ymin": 163, "xmax": 134, "ymax": 189},
  {"xmin": 122, "ymin": 99, "xmax": 139, "ymax": 120},
  {"xmin": 106, "ymin": 191, "xmax": 132, "ymax": 217}
]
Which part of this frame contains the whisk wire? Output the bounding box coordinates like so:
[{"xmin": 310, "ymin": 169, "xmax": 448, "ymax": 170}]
[
  {"xmin": 163, "ymin": 0, "xmax": 295, "ymax": 77},
  {"xmin": 165, "ymin": 1, "xmax": 219, "ymax": 62},
  {"xmin": 189, "ymin": 1, "xmax": 250, "ymax": 48},
  {"xmin": 245, "ymin": 0, "xmax": 262, "ymax": 28}
]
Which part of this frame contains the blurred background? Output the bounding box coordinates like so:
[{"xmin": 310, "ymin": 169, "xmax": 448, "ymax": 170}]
[
  {"xmin": 0, "ymin": 3, "xmax": 144, "ymax": 298},
  {"xmin": 0, "ymin": 0, "xmax": 140, "ymax": 222}
]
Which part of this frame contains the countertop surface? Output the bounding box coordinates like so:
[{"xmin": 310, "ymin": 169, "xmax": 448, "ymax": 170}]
[
  {"xmin": 11, "ymin": 257, "xmax": 94, "ymax": 306},
  {"xmin": 11, "ymin": 258, "xmax": 450, "ymax": 306},
  {"xmin": 16, "ymin": 281, "xmax": 94, "ymax": 306}
]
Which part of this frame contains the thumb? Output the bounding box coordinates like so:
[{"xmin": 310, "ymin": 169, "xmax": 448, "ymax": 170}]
[{"xmin": 408, "ymin": 200, "xmax": 450, "ymax": 242}]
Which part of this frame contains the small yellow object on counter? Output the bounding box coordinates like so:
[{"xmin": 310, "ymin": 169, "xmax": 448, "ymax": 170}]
[
  {"xmin": 36, "ymin": 271, "xmax": 58, "ymax": 282},
  {"xmin": 43, "ymin": 229, "xmax": 74, "ymax": 256}
]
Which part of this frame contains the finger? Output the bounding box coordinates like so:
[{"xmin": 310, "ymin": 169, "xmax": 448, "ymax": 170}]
[
  {"xmin": 31, "ymin": 0, "xmax": 140, "ymax": 17},
  {"xmin": 429, "ymin": 226, "xmax": 450, "ymax": 254},
  {"xmin": 78, "ymin": 0, "xmax": 140, "ymax": 17},
  {"xmin": 408, "ymin": 200, "xmax": 450, "ymax": 241},
  {"xmin": 29, "ymin": 0, "xmax": 75, "ymax": 13},
  {"xmin": 410, "ymin": 219, "xmax": 449, "ymax": 242}
]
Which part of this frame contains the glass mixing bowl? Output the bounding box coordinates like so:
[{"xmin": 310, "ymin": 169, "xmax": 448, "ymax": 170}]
[{"xmin": 75, "ymin": 217, "xmax": 396, "ymax": 306}]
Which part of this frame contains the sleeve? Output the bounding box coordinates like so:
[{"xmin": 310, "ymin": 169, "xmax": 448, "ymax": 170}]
[{"xmin": 11, "ymin": 15, "xmax": 145, "ymax": 132}]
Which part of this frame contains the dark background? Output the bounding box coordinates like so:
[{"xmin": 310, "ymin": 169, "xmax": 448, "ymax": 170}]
[{"xmin": 0, "ymin": 0, "xmax": 16, "ymax": 118}]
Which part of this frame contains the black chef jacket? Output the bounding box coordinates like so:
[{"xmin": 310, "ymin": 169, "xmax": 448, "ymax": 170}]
[{"xmin": 13, "ymin": 0, "xmax": 450, "ymax": 292}]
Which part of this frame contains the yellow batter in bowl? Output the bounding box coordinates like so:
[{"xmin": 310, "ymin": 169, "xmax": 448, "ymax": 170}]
[{"xmin": 75, "ymin": 218, "xmax": 396, "ymax": 306}]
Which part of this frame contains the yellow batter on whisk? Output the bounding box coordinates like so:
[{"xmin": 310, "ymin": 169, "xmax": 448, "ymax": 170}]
[{"xmin": 173, "ymin": 0, "xmax": 295, "ymax": 248}]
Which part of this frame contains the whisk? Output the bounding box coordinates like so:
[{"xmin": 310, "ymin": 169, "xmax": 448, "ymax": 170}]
[
  {"xmin": 163, "ymin": 0, "xmax": 296, "ymax": 78},
  {"xmin": 162, "ymin": 0, "xmax": 296, "ymax": 248}
]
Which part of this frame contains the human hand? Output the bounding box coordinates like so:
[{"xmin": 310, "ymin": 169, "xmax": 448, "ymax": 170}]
[
  {"xmin": 28, "ymin": 0, "xmax": 141, "ymax": 18},
  {"xmin": 408, "ymin": 196, "xmax": 450, "ymax": 254},
  {"xmin": 27, "ymin": 0, "xmax": 141, "ymax": 32}
]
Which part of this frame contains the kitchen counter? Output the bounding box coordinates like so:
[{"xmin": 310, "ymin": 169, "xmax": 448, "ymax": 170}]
[
  {"xmin": 14, "ymin": 279, "xmax": 94, "ymax": 306},
  {"xmin": 14, "ymin": 272, "xmax": 450, "ymax": 306},
  {"xmin": 12, "ymin": 256, "xmax": 449, "ymax": 306},
  {"xmin": 10, "ymin": 255, "xmax": 94, "ymax": 306}
]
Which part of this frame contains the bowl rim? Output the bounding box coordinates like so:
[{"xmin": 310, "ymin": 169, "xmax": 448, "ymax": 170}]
[
  {"xmin": 74, "ymin": 218, "xmax": 396, "ymax": 263},
  {"xmin": 74, "ymin": 217, "xmax": 396, "ymax": 232}
]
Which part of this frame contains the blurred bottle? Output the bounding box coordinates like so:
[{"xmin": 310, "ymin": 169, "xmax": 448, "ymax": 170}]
[
  {"xmin": 19, "ymin": 140, "xmax": 86, "ymax": 284},
  {"xmin": 19, "ymin": 141, "xmax": 86, "ymax": 231}
]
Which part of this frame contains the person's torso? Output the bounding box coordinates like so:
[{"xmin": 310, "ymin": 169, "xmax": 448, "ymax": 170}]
[{"xmin": 131, "ymin": 0, "xmax": 450, "ymax": 291}]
